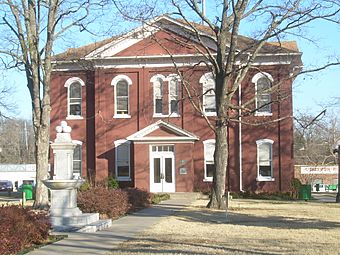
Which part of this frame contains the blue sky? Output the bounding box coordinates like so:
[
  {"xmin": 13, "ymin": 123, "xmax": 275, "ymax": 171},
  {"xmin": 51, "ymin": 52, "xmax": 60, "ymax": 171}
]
[{"xmin": 3, "ymin": 4, "xmax": 339, "ymax": 120}]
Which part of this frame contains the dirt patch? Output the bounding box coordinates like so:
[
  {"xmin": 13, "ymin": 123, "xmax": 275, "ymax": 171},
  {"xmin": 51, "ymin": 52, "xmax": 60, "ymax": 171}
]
[{"xmin": 111, "ymin": 199, "xmax": 340, "ymax": 254}]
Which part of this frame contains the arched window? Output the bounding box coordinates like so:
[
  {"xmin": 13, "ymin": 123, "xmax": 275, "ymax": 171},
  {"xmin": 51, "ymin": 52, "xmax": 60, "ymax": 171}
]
[
  {"xmin": 151, "ymin": 74, "xmax": 166, "ymax": 116},
  {"xmin": 168, "ymin": 74, "xmax": 180, "ymax": 116},
  {"xmin": 256, "ymin": 139, "xmax": 274, "ymax": 181},
  {"xmin": 203, "ymin": 139, "xmax": 215, "ymax": 181},
  {"xmin": 200, "ymin": 73, "xmax": 216, "ymax": 116},
  {"xmin": 252, "ymin": 72, "xmax": 273, "ymax": 115},
  {"xmin": 64, "ymin": 77, "xmax": 85, "ymax": 118},
  {"xmin": 111, "ymin": 75, "xmax": 132, "ymax": 118}
]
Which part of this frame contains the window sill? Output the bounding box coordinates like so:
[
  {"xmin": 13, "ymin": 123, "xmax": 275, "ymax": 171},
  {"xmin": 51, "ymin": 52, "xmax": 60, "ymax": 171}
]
[
  {"xmin": 117, "ymin": 178, "xmax": 131, "ymax": 182},
  {"xmin": 203, "ymin": 112, "xmax": 216, "ymax": 117},
  {"xmin": 255, "ymin": 112, "xmax": 272, "ymax": 117},
  {"xmin": 113, "ymin": 114, "xmax": 131, "ymax": 119},
  {"xmin": 153, "ymin": 114, "xmax": 180, "ymax": 118},
  {"xmin": 256, "ymin": 177, "xmax": 275, "ymax": 182},
  {"xmin": 168, "ymin": 113, "xmax": 180, "ymax": 118},
  {"xmin": 203, "ymin": 178, "xmax": 213, "ymax": 182},
  {"xmin": 66, "ymin": 116, "xmax": 84, "ymax": 120}
]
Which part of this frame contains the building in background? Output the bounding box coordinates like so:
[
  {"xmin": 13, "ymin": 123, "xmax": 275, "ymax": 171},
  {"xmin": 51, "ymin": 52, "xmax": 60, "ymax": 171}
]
[
  {"xmin": 295, "ymin": 165, "xmax": 338, "ymax": 192},
  {"xmin": 0, "ymin": 164, "xmax": 36, "ymax": 191}
]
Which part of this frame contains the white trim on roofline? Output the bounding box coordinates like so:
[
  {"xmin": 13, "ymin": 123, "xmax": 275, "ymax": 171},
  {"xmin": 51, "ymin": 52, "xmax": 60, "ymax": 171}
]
[
  {"xmin": 127, "ymin": 120, "xmax": 199, "ymax": 142},
  {"xmin": 83, "ymin": 15, "xmax": 301, "ymax": 61},
  {"xmin": 86, "ymin": 16, "xmax": 167, "ymax": 58},
  {"xmin": 53, "ymin": 54, "xmax": 297, "ymax": 72},
  {"xmin": 85, "ymin": 15, "xmax": 216, "ymax": 59}
]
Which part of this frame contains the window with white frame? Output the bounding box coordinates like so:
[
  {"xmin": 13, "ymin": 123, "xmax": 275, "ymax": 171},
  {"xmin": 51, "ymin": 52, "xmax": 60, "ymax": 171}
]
[
  {"xmin": 252, "ymin": 72, "xmax": 273, "ymax": 115},
  {"xmin": 115, "ymin": 140, "xmax": 131, "ymax": 180},
  {"xmin": 111, "ymin": 75, "xmax": 132, "ymax": 118},
  {"xmin": 64, "ymin": 77, "xmax": 85, "ymax": 118},
  {"xmin": 168, "ymin": 74, "xmax": 180, "ymax": 115},
  {"xmin": 72, "ymin": 141, "xmax": 82, "ymax": 176},
  {"xmin": 256, "ymin": 139, "xmax": 274, "ymax": 181},
  {"xmin": 151, "ymin": 74, "xmax": 165, "ymax": 116},
  {"xmin": 203, "ymin": 139, "xmax": 215, "ymax": 181},
  {"xmin": 200, "ymin": 73, "xmax": 216, "ymax": 115}
]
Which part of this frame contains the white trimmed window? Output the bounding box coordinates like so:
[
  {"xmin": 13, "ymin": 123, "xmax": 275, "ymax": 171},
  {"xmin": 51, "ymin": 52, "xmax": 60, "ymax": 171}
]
[
  {"xmin": 115, "ymin": 140, "xmax": 131, "ymax": 181},
  {"xmin": 151, "ymin": 74, "xmax": 165, "ymax": 116},
  {"xmin": 72, "ymin": 140, "xmax": 82, "ymax": 178},
  {"xmin": 252, "ymin": 72, "xmax": 273, "ymax": 115},
  {"xmin": 200, "ymin": 73, "xmax": 216, "ymax": 116},
  {"xmin": 203, "ymin": 139, "xmax": 215, "ymax": 181},
  {"xmin": 256, "ymin": 139, "xmax": 274, "ymax": 181},
  {"xmin": 64, "ymin": 77, "xmax": 85, "ymax": 119},
  {"xmin": 111, "ymin": 75, "xmax": 132, "ymax": 118},
  {"xmin": 168, "ymin": 74, "xmax": 180, "ymax": 116}
]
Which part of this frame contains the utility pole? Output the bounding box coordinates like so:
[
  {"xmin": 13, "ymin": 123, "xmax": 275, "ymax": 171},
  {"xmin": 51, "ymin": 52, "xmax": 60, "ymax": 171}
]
[
  {"xmin": 333, "ymin": 142, "xmax": 340, "ymax": 203},
  {"xmin": 197, "ymin": 0, "xmax": 206, "ymax": 24}
]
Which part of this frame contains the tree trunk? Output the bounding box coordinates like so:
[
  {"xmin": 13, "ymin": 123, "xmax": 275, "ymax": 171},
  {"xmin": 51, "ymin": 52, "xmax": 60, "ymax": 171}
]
[
  {"xmin": 208, "ymin": 123, "xmax": 228, "ymax": 209},
  {"xmin": 33, "ymin": 124, "xmax": 50, "ymax": 209}
]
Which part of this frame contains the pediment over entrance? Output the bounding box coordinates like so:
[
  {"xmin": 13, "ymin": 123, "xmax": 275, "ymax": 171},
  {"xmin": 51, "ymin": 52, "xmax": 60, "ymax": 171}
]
[{"xmin": 126, "ymin": 120, "xmax": 199, "ymax": 143}]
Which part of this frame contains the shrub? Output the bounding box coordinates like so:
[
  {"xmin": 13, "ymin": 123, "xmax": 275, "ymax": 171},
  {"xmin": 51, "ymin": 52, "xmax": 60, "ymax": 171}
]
[
  {"xmin": 78, "ymin": 187, "xmax": 130, "ymax": 218},
  {"xmin": 126, "ymin": 188, "xmax": 151, "ymax": 210},
  {"xmin": 151, "ymin": 193, "xmax": 171, "ymax": 204},
  {"xmin": 79, "ymin": 180, "xmax": 91, "ymax": 192},
  {"xmin": 107, "ymin": 177, "xmax": 119, "ymax": 189},
  {"xmin": 291, "ymin": 178, "xmax": 302, "ymax": 199},
  {"xmin": 77, "ymin": 187, "xmax": 151, "ymax": 218},
  {"xmin": 0, "ymin": 206, "xmax": 50, "ymax": 255}
]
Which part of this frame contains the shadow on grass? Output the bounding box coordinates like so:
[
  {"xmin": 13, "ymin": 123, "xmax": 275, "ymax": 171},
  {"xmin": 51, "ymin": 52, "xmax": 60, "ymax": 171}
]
[
  {"xmin": 109, "ymin": 235, "xmax": 294, "ymax": 255},
  {"xmin": 174, "ymin": 206, "xmax": 340, "ymax": 230}
]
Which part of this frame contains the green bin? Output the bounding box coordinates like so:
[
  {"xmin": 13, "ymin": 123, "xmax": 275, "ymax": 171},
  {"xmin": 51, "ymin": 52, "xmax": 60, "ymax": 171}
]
[
  {"xmin": 299, "ymin": 185, "xmax": 312, "ymax": 201},
  {"xmin": 22, "ymin": 184, "xmax": 33, "ymax": 200}
]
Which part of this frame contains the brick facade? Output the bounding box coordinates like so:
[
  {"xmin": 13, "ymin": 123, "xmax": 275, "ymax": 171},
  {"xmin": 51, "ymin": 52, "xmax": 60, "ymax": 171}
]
[{"xmin": 50, "ymin": 17, "xmax": 301, "ymax": 193}]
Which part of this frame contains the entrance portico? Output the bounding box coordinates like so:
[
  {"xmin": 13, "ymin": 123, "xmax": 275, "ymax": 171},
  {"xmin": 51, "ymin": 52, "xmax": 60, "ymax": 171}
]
[{"xmin": 127, "ymin": 120, "xmax": 199, "ymax": 192}]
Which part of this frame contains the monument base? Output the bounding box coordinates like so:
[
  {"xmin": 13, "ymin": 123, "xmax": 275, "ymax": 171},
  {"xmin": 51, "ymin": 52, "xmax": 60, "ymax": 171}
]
[{"xmin": 51, "ymin": 212, "xmax": 100, "ymax": 231}]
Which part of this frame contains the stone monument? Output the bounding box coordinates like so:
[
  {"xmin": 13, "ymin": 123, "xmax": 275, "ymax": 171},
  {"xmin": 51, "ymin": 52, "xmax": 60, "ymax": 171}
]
[{"xmin": 43, "ymin": 121, "xmax": 110, "ymax": 232}]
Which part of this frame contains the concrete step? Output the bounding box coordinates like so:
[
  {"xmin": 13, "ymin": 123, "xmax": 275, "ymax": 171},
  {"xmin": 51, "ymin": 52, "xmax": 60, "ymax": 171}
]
[
  {"xmin": 77, "ymin": 219, "xmax": 113, "ymax": 233},
  {"xmin": 169, "ymin": 192, "xmax": 203, "ymax": 200},
  {"xmin": 51, "ymin": 213, "xmax": 99, "ymax": 228}
]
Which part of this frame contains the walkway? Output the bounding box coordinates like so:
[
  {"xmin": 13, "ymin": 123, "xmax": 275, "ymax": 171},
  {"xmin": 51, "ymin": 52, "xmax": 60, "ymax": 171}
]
[
  {"xmin": 27, "ymin": 193, "xmax": 198, "ymax": 255},
  {"xmin": 312, "ymin": 192, "xmax": 338, "ymax": 203}
]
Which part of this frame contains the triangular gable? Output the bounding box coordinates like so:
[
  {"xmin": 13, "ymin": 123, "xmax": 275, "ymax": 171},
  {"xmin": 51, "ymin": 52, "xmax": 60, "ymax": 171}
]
[
  {"xmin": 127, "ymin": 120, "xmax": 199, "ymax": 142},
  {"xmin": 115, "ymin": 30, "xmax": 207, "ymax": 57},
  {"xmin": 85, "ymin": 16, "xmax": 216, "ymax": 59},
  {"xmin": 52, "ymin": 15, "xmax": 300, "ymax": 63}
]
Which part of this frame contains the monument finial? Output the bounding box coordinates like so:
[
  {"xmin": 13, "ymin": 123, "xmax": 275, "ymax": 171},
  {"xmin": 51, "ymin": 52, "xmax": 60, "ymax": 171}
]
[{"xmin": 56, "ymin": 121, "xmax": 72, "ymax": 133}]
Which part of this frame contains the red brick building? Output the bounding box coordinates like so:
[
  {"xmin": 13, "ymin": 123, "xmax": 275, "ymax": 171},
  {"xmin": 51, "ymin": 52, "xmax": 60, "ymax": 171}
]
[{"xmin": 50, "ymin": 16, "xmax": 302, "ymax": 193}]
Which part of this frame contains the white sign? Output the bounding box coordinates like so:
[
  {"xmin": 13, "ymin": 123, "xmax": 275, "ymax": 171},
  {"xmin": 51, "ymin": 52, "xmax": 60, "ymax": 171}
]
[{"xmin": 301, "ymin": 166, "xmax": 338, "ymax": 175}]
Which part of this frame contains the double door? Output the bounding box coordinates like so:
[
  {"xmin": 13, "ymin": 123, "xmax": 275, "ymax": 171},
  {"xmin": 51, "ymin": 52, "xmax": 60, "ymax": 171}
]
[{"xmin": 150, "ymin": 145, "xmax": 175, "ymax": 193}]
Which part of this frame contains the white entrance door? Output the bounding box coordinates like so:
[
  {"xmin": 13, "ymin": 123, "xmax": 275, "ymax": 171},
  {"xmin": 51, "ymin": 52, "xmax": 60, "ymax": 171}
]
[{"xmin": 150, "ymin": 145, "xmax": 175, "ymax": 193}]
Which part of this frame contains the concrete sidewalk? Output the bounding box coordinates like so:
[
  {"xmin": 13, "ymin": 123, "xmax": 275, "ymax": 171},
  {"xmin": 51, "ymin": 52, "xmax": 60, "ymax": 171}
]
[{"xmin": 27, "ymin": 193, "xmax": 198, "ymax": 255}]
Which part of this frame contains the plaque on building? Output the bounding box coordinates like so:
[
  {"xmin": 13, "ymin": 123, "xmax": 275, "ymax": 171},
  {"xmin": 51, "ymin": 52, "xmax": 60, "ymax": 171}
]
[{"xmin": 179, "ymin": 168, "xmax": 187, "ymax": 175}]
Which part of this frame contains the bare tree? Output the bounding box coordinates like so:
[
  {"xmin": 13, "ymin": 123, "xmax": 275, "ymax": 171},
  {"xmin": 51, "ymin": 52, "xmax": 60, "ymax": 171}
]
[
  {"xmin": 0, "ymin": 118, "xmax": 35, "ymax": 163},
  {"xmin": 113, "ymin": 0, "xmax": 340, "ymax": 208},
  {"xmin": 0, "ymin": 82, "xmax": 16, "ymax": 118},
  {"xmin": 0, "ymin": 0, "xmax": 107, "ymax": 208},
  {"xmin": 294, "ymin": 110, "xmax": 340, "ymax": 165}
]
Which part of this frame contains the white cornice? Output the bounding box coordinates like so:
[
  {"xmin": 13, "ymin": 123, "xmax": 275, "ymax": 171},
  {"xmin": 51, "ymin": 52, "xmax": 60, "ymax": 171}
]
[{"xmin": 52, "ymin": 53, "xmax": 297, "ymax": 71}]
